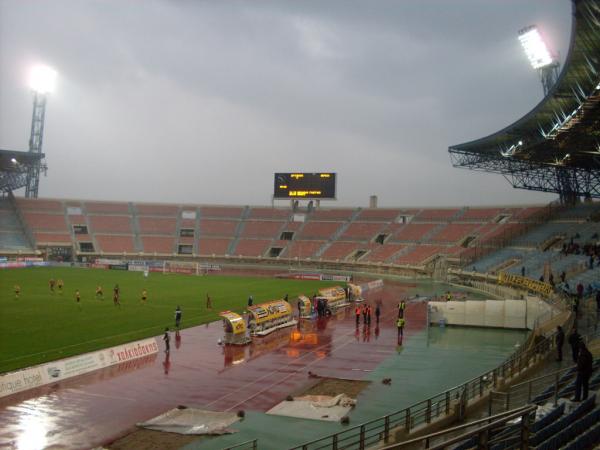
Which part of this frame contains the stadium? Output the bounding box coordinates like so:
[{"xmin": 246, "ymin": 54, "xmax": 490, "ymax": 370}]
[{"xmin": 1, "ymin": 1, "xmax": 600, "ymax": 449}]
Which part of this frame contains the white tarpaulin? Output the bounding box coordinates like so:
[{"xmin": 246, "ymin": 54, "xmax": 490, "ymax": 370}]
[
  {"xmin": 267, "ymin": 394, "xmax": 356, "ymax": 422},
  {"xmin": 137, "ymin": 408, "xmax": 240, "ymax": 435}
]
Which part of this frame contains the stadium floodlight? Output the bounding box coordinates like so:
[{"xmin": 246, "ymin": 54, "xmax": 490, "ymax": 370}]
[
  {"xmin": 29, "ymin": 65, "xmax": 57, "ymax": 94},
  {"xmin": 518, "ymin": 26, "xmax": 554, "ymax": 69},
  {"xmin": 518, "ymin": 25, "xmax": 560, "ymax": 96},
  {"xmin": 25, "ymin": 63, "xmax": 57, "ymax": 198},
  {"xmin": 11, "ymin": 158, "xmax": 17, "ymax": 164}
]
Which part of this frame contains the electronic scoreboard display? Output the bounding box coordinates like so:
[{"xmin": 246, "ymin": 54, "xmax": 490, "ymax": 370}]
[{"xmin": 274, "ymin": 173, "xmax": 336, "ymax": 199}]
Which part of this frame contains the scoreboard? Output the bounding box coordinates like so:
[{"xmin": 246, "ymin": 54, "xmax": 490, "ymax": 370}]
[{"xmin": 274, "ymin": 173, "xmax": 336, "ymax": 199}]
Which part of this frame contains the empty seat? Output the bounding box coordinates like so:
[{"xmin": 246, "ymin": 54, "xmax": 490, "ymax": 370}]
[
  {"xmin": 139, "ymin": 217, "xmax": 177, "ymax": 235},
  {"xmin": 233, "ymin": 239, "xmax": 270, "ymax": 256},
  {"xmin": 321, "ymin": 242, "xmax": 362, "ymax": 260},
  {"xmin": 340, "ymin": 222, "xmax": 385, "ymax": 241},
  {"xmin": 85, "ymin": 201, "xmax": 130, "ymax": 214},
  {"xmin": 95, "ymin": 235, "xmax": 135, "ymax": 253},
  {"xmin": 89, "ymin": 216, "xmax": 133, "ymax": 233},
  {"xmin": 198, "ymin": 238, "xmax": 231, "ymax": 255},
  {"xmin": 241, "ymin": 221, "xmax": 284, "ymax": 238},
  {"xmin": 141, "ymin": 236, "xmax": 174, "ymax": 253},
  {"xmin": 199, "ymin": 220, "xmax": 238, "ymax": 236}
]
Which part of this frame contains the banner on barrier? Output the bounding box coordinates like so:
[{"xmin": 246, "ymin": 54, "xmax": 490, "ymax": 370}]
[
  {"xmin": 320, "ymin": 274, "xmax": 352, "ymax": 282},
  {"xmin": 498, "ymin": 272, "xmax": 553, "ymax": 297},
  {"xmin": 0, "ymin": 337, "xmax": 159, "ymax": 399},
  {"xmin": 0, "ymin": 367, "xmax": 45, "ymax": 397}
]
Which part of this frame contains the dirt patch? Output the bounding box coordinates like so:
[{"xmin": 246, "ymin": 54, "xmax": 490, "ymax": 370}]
[
  {"xmin": 298, "ymin": 377, "xmax": 371, "ymax": 398},
  {"xmin": 106, "ymin": 429, "xmax": 202, "ymax": 450}
]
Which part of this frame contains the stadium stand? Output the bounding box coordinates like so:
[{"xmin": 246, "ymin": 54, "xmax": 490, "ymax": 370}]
[
  {"xmin": 430, "ymin": 223, "xmax": 482, "ymax": 243},
  {"xmin": 461, "ymin": 208, "xmax": 503, "ymax": 221},
  {"xmin": 0, "ymin": 199, "xmax": 32, "ymax": 251},
  {"xmin": 15, "ymin": 197, "xmax": 63, "ymax": 211},
  {"xmin": 391, "ymin": 223, "xmax": 438, "ymax": 242},
  {"xmin": 296, "ymin": 221, "xmax": 343, "ymax": 240},
  {"xmin": 355, "ymin": 208, "xmax": 401, "ymax": 221},
  {"xmin": 33, "ymin": 233, "xmax": 72, "ymax": 245},
  {"xmin": 241, "ymin": 220, "xmax": 285, "ymax": 238},
  {"xmin": 22, "ymin": 212, "xmax": 68, "ymax": 232},
  {"xmin": 362, "ymin": 243, "xmax": 405, "ymax": 262},
  {"xmin": 233, "ymin": 239, "xmax": 270, "ymax": 257},
  {"xmin": 394, "ymin": 245, "xmax": 445, "ymax": 265},
  {"xmin": 84, "ymin": 201, "xmax": 130, "ymax": 214},
  {"xmin": 8, "ymin": 197, "xmax": 600, "ymax": 275},
  {"xmin": 88, "ymin": 215, "xmax": 133, "ymax": 233},
  {"xmin": 135, "ymin": 203, "xmax": 180, "ymax": 216},
  {"xmin": 248, "ymin": 207, "xmax": 291, "ymax": 220},
  {"xmin": 309, "ymin": 208, "xmax": 355, "ymax": 221},
  {"xmin": 284, "ymin": 240, "xmax": 325, "ymax": 258},
  {"xmin": 95, "ymin": 235, "xmax": 135, "ymax": 253},
  {"xmin": 141, "ymin": 236, "xmax": 174, "ymax": 254},
  {"xmin": 199, "ymin": 206, "xmax": 244, "ymax": 218},
  {"xmin": 138, "ymin": 217, "xmax": 177, "ymax": 235},
  {"xmin": 198, "ymin": 238, "xmax": 231, "ymax": 255},
  {"xmin": 199, "ymin": 219, "xmax": 238, "ymax": 236},
  {"xmin": 416, "ymin": 208, "xmax": 462, "ymax": 221},
  {"xmin": 340, "ymin": 222, "xmax": 386, "ymax": 241},
  {"xmin": 321, "ymin": 242, "xmax": 364, "ymax": 261}
]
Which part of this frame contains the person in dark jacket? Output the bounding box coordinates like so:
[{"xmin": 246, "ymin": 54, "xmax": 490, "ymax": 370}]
[
  {"xmin": 568, "ymin": 328, "xmax": 581, "ymax": 363},
  {"xmin": 572, "ymin": 341, "xmax": 593, "ymax": 402},
  {"xmin": 556, "ymin": 326, "xmax": 565, "ymax": 362}
]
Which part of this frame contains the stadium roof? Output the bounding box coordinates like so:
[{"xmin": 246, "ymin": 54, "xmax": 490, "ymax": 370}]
[
  {"xmin": 0, "ymin": 149, "xmax": 45, "ymax": 193},
  {"xmin": 449, "ymin": 0, "xmax": 600, "ymax": 198}
]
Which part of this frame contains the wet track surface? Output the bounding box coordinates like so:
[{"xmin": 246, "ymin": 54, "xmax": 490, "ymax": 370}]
[
  {"xmin": 0, "ymin": 282, "xmax": 526, "ymax": 450},
  {"xmin": 0, "ymin": 284, "xmax": 422, "ymax": 449}
]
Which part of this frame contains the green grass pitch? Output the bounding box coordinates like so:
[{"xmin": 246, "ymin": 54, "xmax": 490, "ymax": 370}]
[{"xmin": 0, "ymin": 267, "xmax": 337, "ymax": 373}]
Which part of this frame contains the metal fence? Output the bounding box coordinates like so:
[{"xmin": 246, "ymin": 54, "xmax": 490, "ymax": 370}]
[{"xmin": 380, "ymin": 404, "xmax": 537, "ymax": 450}]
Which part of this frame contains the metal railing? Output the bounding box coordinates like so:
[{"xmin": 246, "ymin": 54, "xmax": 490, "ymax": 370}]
[
  {"xmin": 380, "ymin": 404, "xmax": 537, "ymax": 450},
  {"xmin": 288, "ymin": 327, "xmax": 561, "ymax": 450},
  {"xmin": 223, "ymin": 438, "xmax": 258, "ymax": 450},
  {"xmin": 489, "ymin": 366, "xmax": 575, "ymax": 414}
]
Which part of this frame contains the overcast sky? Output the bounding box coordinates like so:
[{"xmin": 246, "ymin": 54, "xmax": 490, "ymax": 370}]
[{"xmin": 0, "ymin": 0, "xmax": 572, "ymax": 207}]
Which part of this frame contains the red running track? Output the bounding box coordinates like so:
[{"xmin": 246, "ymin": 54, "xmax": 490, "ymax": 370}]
[{"xmin": 0, "ymin": 286, "xmax": 426, "ymax": 449}]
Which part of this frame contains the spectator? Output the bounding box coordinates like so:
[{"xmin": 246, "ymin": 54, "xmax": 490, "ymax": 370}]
[
  {"xmin": 572, "ymin": 341, "xmax": 593, "ymax": 402},
  {"xmin": 568, "ymin": 328, "xmax": 581, "ymax": 363}
]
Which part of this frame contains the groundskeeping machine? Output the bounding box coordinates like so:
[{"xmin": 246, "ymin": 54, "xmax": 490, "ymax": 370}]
[
  {"xmin": 247, "ymin": 299, "xmax": 297, "ymax": 336},
  {"xmin": 219, "ymin": 311, "xmax": 252, "ymax": 345},
  {"xmin": 317, "ymin": 285, "xmax": 351, "ymax": 315}
]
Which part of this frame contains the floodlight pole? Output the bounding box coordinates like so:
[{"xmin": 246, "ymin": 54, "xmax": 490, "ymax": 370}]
[
  {"xmin": 540, "ymin": 62, "xmax": 561, "ymax": 96},
  {"xmin": 25, "ymin": 91, "xmax": 47, "ymax": 198}
]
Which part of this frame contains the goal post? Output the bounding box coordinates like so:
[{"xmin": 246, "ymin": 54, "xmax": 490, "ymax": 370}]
[{"xmin": 162, "ymin": 260, "xmax": 200, "ymax": 275}]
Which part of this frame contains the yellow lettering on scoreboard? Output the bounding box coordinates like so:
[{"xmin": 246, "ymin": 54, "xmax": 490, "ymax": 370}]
[
  {"xmin": 279, "ymin": 185, "xmax": 287, "ymax": 189},
  {"xmin": 289, "ymin": 190, "xmax": 322, "ymax": 197},
  {"xmin": 320, "ymin": 173, "xmax": 331, "ymax": 178},
  {"xmin": 291, "ymin": 174, "xmax": 304, "ymax": 179}
]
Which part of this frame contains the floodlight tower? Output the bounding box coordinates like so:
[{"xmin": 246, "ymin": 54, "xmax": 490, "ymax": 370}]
[
  {"xmin": 518, "ymin": 25, "xmax": 560, "ymax": 96},
  {"xmin": 25, "ymin": 64, "xmax": 56, "ymax": 198}
]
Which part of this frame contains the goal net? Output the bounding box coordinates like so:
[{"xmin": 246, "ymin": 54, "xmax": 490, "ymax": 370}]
[{"xmin": 162, "ymin": 260, "xmax": 200, "ymax": 275}]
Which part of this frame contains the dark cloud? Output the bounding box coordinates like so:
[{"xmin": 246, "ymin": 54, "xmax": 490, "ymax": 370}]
[{"xmin": 0, "ymin": 0, "xmax": 571, "ymax": 206}]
